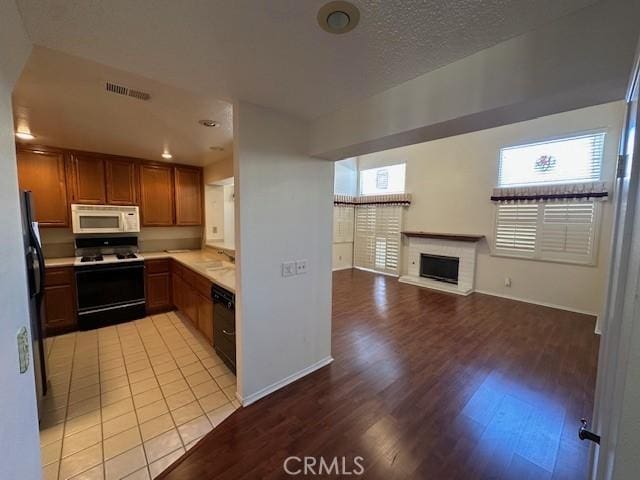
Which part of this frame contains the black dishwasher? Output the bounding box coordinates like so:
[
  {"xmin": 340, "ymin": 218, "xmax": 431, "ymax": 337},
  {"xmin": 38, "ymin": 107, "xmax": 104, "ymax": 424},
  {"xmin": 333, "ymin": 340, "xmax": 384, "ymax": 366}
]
[{"xmin": 212, "ymin": 284, "xmax": 236, "ymax": 374}]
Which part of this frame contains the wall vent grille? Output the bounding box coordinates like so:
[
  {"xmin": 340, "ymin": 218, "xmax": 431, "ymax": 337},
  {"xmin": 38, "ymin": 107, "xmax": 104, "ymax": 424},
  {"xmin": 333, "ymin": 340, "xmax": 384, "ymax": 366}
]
[{"xmin": 105, "ymin": 82, "xmax": 151, "ymax": 101}]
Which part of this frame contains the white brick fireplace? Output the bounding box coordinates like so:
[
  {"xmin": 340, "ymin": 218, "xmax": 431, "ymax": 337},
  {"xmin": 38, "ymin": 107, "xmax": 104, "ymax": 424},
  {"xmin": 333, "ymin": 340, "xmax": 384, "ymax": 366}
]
[{"xmin": 399, "ymin": 232, "xmax": 484, "ymax": 295}]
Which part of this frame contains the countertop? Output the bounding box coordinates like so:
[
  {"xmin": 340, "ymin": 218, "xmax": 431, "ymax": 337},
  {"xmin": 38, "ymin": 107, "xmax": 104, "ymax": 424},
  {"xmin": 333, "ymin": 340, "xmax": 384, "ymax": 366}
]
[{"xmin": 45, "ymin": 249, "xmax": 236, "ymax": 293}]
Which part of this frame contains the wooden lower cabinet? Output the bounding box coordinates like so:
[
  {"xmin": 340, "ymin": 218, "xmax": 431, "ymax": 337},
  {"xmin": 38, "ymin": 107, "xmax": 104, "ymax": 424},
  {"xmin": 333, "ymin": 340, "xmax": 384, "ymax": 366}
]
[
  {"xmin": 44, "ymin": 267, "xmax": 77, "ymax": 336},
  {"xmin": 169, "ymin": 259, "xmax": 214, "ymax": 345},
  {"xmin": 197, "ymin": 294, "xmax": 214, "ymax": 345},
  {"xmin": 145, "ymin": 259, "xmax": 172, "ymax": 314}
]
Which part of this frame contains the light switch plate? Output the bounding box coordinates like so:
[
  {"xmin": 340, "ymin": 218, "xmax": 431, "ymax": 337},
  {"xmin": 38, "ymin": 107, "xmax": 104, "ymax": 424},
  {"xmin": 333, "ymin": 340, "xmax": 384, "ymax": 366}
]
[
  {"xmin": 282, "ymin": 261, "xmax": 296, "ymax": 277},
  {"xmin": 296, "ymin": 259, "xmax": 308, "ymax": 275},
  {"xmin": 17, "ymin": 327, "xmax": 29, "ymax": 374}
]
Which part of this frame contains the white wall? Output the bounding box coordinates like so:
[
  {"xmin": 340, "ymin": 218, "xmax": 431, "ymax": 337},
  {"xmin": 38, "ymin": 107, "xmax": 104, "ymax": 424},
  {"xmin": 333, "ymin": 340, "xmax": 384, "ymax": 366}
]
[
  {"xmin": 0, "ymin": 1, "xmax": 41, "ymax": 479},
  {"xmin": 310, "ymin": 0, "xmax": 639, "ymax": 161},
  {"xmin": 234, "ymin": 101, "xmax": 333, "ymax": 404},
  {"xmin": 223, "ymin": 184, "xmax": 235, "ymax": 246},
  {"xmin": 205, "ymin": 185, "xmax": 225, "ymax": 242},
  {"xmin": 358, "ymin": 101, "xmax": 625, "ymax": 316}
]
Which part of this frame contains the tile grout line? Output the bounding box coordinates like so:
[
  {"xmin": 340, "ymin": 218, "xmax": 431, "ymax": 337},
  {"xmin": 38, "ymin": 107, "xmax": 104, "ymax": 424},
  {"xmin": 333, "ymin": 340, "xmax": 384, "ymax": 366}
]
[
  {"xmin": 115, "ymin": 320, "xmax": 153, "ymax": 480},
  {"xmin": 56, "ymin": 332, "xmax": 78, "ymax": 480}
]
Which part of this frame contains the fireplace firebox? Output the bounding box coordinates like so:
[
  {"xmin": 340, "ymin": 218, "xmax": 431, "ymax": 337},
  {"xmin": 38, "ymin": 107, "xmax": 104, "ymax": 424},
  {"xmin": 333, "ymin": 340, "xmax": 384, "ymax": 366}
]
[{"xmin": 420, "ymin": 254, "xmax": 460, "ymax": 285}]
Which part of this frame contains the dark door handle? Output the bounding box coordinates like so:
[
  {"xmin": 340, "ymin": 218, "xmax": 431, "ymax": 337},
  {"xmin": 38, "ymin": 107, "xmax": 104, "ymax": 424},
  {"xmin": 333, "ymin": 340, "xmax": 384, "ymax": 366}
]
[
  {"xmin": 579, "ymin": 418, "xmax": 600, "ymax": 444},
  {"xmin": 222, "ymin": 329, "xmax": 235, "ymax": 336}
]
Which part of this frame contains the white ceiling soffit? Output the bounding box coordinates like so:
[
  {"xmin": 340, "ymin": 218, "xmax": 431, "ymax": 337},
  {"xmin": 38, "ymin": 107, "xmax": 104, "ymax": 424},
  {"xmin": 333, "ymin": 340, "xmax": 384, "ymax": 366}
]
[
  {"xmin": 16, "ymin": 0, "xmax": 600, "ymax": 121},
  {"xmin": 310, "ymin": 0, "xmax": 640, "ymax": 160},
  {"xmin": 12, "ymin": 47, "xmax": 232, "ymax": 166}
]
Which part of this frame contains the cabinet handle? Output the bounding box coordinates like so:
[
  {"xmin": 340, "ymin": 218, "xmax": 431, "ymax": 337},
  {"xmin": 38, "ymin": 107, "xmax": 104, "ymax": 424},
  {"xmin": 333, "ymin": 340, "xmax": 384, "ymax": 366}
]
[{"xmin": 222, "ymin": 329, "xmax": 235, "ymax": 336}]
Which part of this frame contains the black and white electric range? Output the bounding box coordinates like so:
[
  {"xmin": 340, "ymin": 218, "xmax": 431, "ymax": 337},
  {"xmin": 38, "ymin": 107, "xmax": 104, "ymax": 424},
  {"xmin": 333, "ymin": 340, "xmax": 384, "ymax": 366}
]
[{"xmin": 74, "ymin": 236, "xmax": 146, "ymax": 330}]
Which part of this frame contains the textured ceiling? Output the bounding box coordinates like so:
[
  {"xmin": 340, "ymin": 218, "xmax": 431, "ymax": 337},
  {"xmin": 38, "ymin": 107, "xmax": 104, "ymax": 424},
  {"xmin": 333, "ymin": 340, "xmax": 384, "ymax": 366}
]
[
  {"xmin": 16, "ymin": 0, "xmax": 599, "ymax": 120},
  {"xmin": 13, "ymin": 47, "xmax": 232, "ymax": 166}
]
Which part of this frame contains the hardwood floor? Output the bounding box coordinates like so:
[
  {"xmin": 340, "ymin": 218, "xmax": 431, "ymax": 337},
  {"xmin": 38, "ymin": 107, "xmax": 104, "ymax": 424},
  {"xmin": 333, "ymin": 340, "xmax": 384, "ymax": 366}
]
[{"xmin": 160, "ymin": 269, "xmax": 599, "ymax": 479}]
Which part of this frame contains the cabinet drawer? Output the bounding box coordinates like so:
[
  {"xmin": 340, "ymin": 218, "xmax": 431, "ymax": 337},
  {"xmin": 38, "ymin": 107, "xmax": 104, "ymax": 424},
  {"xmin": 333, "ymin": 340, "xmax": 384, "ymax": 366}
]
[
  {"xmin": 193, "ymin": 273, "xmax": 212, "ymax": 298},
  {"xmin": 45, "ymin": 267, "xmax": 74, "ymax": 287},
  {"xmin": 145, "ymin": 258, "xmax": 170, "ymax": 274},
  {"xmin": 171, "ymin": 259, "xmax": 185, "ymax": 278}
]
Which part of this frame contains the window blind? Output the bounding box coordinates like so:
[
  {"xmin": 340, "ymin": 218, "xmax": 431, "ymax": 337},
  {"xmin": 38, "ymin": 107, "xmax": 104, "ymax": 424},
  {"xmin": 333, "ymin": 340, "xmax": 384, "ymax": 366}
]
[
  {"xmin": 494, "ymin": 200, "xmax": 599, "ymax": 264},
  {"xmin": 495, "ymin": 203, "xmax": 539, "ymax": 254},
  {"xmin": 540, "ymin": 202, "xmax": 597, "ymax": 262},
  {"xmin": 354, "ymin": 205, "xmax": 402, "ymax": 274},
  {"xmin": 498, "ymin": 132, "xmax": 605, "ymax": 187},
  {"xmin": 333, "ymin": 205, "xmax": 354, "ymax": 243}
]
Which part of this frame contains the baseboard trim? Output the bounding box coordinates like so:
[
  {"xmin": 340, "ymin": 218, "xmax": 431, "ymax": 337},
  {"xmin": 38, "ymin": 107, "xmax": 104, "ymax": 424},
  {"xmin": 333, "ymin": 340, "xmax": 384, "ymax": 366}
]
[
  {"xmin": 332, "ymin": 266, "xmax": 353, "ymax": 272},
  {"xmin": 238, "ymin": 356, "xmax": 334, "ymax": 407},
  {"xmin": 474, "ymin": 289, "xmax": 598, "ymax": 318}
]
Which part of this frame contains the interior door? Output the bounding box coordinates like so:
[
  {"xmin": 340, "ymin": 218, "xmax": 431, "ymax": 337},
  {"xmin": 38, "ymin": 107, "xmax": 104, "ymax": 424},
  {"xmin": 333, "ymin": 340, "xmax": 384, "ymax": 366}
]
[{"xmin": 590, "ymin": 52, "xmax": 640, "ymax": 480}]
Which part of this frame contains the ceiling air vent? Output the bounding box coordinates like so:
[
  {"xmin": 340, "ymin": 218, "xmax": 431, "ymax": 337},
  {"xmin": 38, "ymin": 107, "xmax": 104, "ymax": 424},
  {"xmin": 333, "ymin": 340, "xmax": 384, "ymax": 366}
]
[{"xmin": 105, "ymin": 82, "xmax": 151, "ymax": 101}]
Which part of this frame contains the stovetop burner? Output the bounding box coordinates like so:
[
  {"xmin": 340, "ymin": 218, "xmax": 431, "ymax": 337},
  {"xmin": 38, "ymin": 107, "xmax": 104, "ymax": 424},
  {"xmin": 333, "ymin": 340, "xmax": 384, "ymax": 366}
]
[
  {"xmin": 80, "ymin": 255, "xmax": 104, "ymax": 263},
  {"xmin": 116, "ymin": 252, "xmax": 138, "ymax": 260}
]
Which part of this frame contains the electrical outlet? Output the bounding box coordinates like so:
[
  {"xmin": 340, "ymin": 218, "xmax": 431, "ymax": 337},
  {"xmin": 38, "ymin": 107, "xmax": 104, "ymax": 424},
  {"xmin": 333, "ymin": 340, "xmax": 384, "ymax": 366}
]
[
  {"xmin": 504, "ymin": 276, "xmax": 512, "ymax": 287},
  {"xmin": 212, "ymin": 226, "xmax": 218, "ymax": 234},
  {"xmin": 17, "ymin": 327, "xmax": 29, "ymax": 374},
  {"xmin": 296, "ymin": 259, "xmax": 308, "ymax": 275},
  {"xmin": 282, "ymin": 261, "xmax": 296, "ymax": 277}
]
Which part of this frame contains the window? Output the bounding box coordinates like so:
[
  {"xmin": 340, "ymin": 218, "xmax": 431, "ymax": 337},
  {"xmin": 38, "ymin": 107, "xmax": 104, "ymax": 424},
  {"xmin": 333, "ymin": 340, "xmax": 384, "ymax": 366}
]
[
  {"xmin": 498, "ymin": 132, "xmax": 605, "ymax": 186},
  {"xmin": 359, "ymin": 164, "xmax": 406, "ymax": 196},
  {"xmin": 493, "ymin": 132, "xmax": 605, "ymax": 265},
  {"xmin": 354, "ymin": 205, "xmax": 402, "ymax": 275},
  {"xmin": 494, "ymin": 201, "xmax": 599, "ymax": 264}
]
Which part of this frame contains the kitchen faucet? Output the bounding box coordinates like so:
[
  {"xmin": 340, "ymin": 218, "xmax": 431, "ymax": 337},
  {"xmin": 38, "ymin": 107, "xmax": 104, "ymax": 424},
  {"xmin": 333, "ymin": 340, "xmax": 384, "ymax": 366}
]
[{"xmin": 218, "ymin": 250, "xmax": 235, "ymax": 263}]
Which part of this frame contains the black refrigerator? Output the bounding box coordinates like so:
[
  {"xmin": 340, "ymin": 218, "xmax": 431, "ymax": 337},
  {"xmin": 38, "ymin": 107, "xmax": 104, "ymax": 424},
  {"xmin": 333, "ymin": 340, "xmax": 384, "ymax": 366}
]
[{"xmin": 20, "ymin": 190, "xmax": 48, "ymax": 418}]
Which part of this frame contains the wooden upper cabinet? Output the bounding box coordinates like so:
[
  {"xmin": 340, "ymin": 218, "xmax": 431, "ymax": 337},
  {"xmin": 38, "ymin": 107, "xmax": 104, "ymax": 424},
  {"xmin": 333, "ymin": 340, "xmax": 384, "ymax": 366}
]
[
  {"xmin": 174, "ymin": 167, "xmax": 203, "ymax": 225},
  {"xmin": 70, "ymin": 153, "xmax": 106, "ymax": 204},
  {"xmin": 140, "ymin": 164, "xmax": 175, "ymax": 226},
  {"xmin": 17, "ymin": 147, "xmax": 70, "ymax": 227},
  {"xmin": 106, "ymin": 158, "xmax": 137, "ymax": 205}
]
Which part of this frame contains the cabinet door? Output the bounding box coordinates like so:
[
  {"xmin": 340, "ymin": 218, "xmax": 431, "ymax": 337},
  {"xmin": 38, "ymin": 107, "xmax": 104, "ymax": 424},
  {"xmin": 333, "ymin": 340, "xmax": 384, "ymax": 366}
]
[
  {"xmin": 17, "ymin": 147, "xmax": 70, "ymax": 227},
  {"xmin": 106, "ymin": 158, "xmax": 137, "ymax": 205},
  {"xmin": 43, "ymin": 284, "xmax": 77, "ymax": 335},
  {"xmin": 140, "ymin": 164, "xmax": 174, "ymax": 226},
  {"xmin": 174, "ymin": 167, "xmax": 202, "ymax": 225},
  {"xmin": 185, "ymin": 287, "xmax": 199, "ymax": 326},
  {"xmin": 146, "ymin": 272, "xmax": 171, "ymax": 313},
  {"xmin": 198, "ymin": 294, "xmax": 214, "ymax": 345},
  {"xmin": 70, "ymin": 153, "xmax": 106, "ymax": 204}
]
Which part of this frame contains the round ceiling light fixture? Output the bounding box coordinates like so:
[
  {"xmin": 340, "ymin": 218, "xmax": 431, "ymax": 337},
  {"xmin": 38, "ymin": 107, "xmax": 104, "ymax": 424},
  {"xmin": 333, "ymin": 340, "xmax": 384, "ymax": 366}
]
[
  {"xmin": 15, "ymin": 131, "xmax": 35, "ymax": 140},
  {"xmin": 199, "ymin": 119, "xmax": 220, "ymax": 128},
  {"xmin": 161, "ymin": 151, "xmax": 173, "ymax": 160},
  {"xmin": 317, "ymin": 1, "xmax": 360, "ymax": 34}
]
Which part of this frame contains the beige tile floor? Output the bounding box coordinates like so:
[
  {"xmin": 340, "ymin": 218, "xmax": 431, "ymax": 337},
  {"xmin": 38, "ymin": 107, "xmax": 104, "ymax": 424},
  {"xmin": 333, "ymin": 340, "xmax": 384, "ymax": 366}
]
[{"xmin": 40, "ymin": 311, "xmax": 239, "ymax": 480}]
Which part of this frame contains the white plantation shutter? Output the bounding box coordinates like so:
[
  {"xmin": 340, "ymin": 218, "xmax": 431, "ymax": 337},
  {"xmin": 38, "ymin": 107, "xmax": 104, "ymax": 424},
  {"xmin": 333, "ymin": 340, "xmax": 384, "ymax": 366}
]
[
  {"xmin": 354, "ymin": 205, "xmax": 402, "ymax": 274},
  {"xmin": 494, "ymin": 200, "xmax": 599, "ymax": 264},
  {"xmin": 495, "ymin": 203, "xmax": 539, "ymax": 255},
  {"xmin": 333, "ymin": 205, "xmax": 354, "ymax": 243},
  {"xmin": 540, "ymin": 202, "xmax": 598, "ymax": 263}
]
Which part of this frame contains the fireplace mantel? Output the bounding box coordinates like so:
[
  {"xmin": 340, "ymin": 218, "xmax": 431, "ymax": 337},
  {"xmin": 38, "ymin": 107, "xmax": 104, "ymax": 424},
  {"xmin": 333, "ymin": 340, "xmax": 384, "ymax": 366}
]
[{"xmin": 402, "ymin": 231, "xmax": 485, "ymax": 243}]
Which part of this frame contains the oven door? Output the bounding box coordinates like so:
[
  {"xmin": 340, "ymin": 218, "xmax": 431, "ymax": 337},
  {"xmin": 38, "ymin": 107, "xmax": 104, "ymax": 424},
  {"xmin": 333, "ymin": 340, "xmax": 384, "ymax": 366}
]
[
  {"xmin": 76, "ymin": 263, "xmax": 145, "ymax": 314},
  {"xmin": 72, "ymin": 211, "xmax": 125, "ymax": 234}
]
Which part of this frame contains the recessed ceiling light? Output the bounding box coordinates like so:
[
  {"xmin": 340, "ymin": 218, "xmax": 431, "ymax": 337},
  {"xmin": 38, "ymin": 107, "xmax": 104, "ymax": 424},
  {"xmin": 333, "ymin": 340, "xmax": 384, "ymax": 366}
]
[
  {"xmin": 209, "ymin": 146, "xmax": 225, "ymax": 152},
  {"xmin": 318, "ymin": 1, "xmax": 360, "ymax": 34},
  {"xmin": 161, "ymin": 152, "xmax": 173, "ymax": 160},
  {"xmin": 199, "ymin": 120, "xmax": 220, "ymax": 128},
  {"xmin": 15, "ymin": 131, "xmax": 35, "ymax": 140}
]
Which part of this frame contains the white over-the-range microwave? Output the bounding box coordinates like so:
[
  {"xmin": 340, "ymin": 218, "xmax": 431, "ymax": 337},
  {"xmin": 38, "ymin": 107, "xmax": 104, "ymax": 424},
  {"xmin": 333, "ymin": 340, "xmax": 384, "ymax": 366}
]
[{"xmin": 71, "ymin": 204, "xmax": 140, "ymax": 234}]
